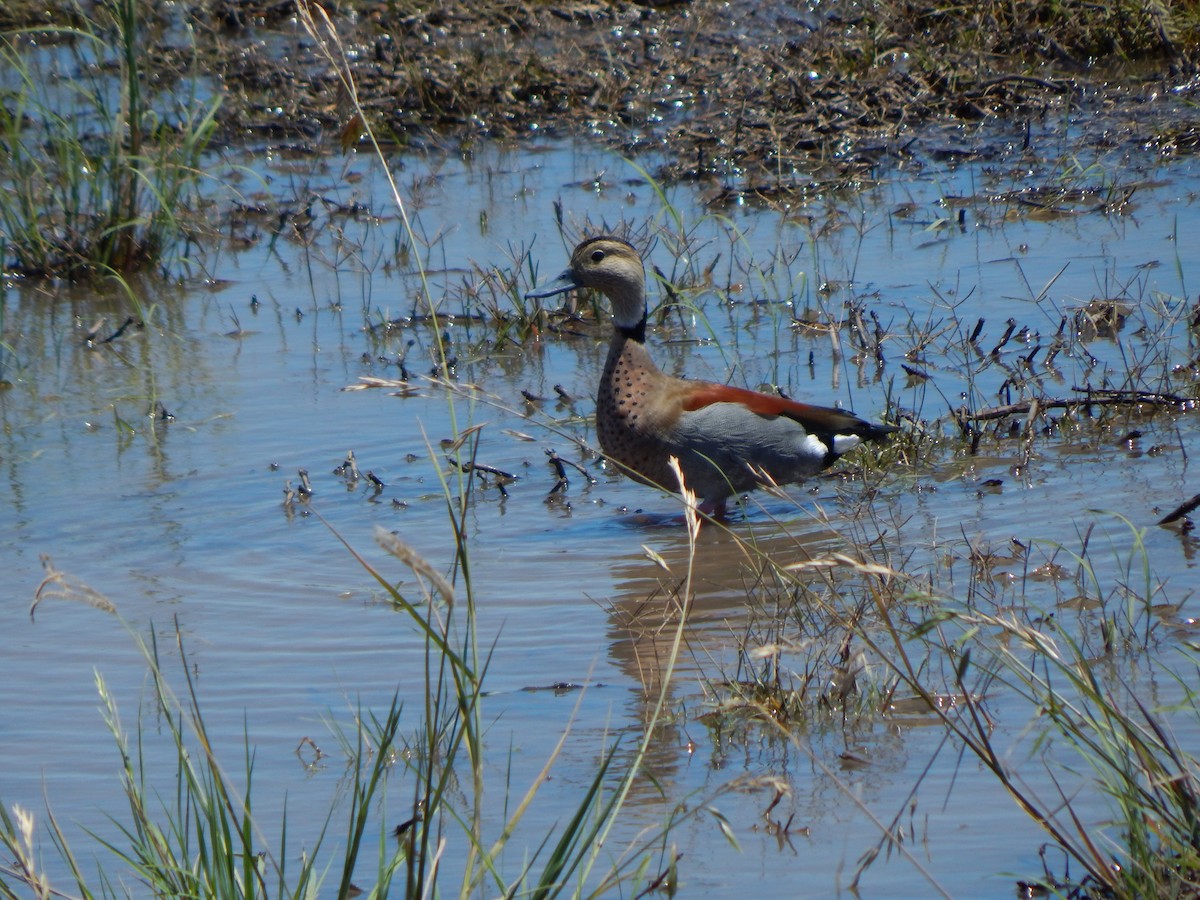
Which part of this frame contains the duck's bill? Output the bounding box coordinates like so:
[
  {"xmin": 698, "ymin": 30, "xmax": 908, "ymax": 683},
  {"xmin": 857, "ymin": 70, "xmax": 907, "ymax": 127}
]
[{"xmin": 525, "ymin": 271, "xmax": 579, "ymax": 300}]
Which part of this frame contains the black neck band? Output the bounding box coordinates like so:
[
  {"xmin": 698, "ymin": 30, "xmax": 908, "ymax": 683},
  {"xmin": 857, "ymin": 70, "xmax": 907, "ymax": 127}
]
[{"xmin": 617, "ymin": 313, "xmax": 647, "ymax": 343}]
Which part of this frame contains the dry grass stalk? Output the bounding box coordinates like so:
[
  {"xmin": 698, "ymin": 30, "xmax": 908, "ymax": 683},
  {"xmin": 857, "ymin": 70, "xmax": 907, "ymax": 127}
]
[
  {"xmin": 373, "ymin": 527, "xmax": 455, "ymax": 606},
  {"xmin": 29, "ymin": 553, "xmax": 117, "ymax": 621},
  {"xmin": 0, "ymin": 804, "xmax": 52, "ymax": 900}
]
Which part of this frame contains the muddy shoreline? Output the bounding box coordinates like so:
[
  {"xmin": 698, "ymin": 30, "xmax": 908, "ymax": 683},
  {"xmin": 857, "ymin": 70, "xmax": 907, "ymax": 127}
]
[{"xmin": 9, "ymin": 1, "xmax": 1200, "ymax": 194}]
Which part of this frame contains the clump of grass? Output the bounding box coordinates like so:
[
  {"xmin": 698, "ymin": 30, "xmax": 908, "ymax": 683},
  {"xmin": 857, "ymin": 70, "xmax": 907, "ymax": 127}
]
[
  {"xmin": 899, "ymin": 591, "xmax": 1200, "ymax": 895},
  {"xmin": 698, "ymin": 556, "xmax": 892, "ymax": 732},
  {"xmin": 0, "ymin": 0, "xmax": 219, "ymax": 279},
  {"xmin": 879, "ymin": 0, "xmax": 1192, "ymax": 63},
  {"xmin": 446, "ymin": 241, "xmax": 596, "ymax": 350},
  {"xmin": 0, "ymin": 506, "xmax": 714, "ymax": 899},
  {"xmin": 0, "ymin": 618, "xmax": 406, "ymax": 898},
  {"xmin": 729, "ymin": 501, "xmax": 1200, "ymax": 895}
]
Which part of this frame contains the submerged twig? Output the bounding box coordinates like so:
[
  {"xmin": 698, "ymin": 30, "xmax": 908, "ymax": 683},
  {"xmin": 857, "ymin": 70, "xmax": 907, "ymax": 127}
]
[
  {"xmin": 335, "ymin": 450, "xmax": 361, "ymax": 481},
  {"xmin": 1158, "ymin": 493, "xmax": 1200, "ymax": 527},
  {"xmin": 970, "ymin": 387, "xmax": 1194, "ymax": 421},
  {"xmin": 452, "ymin": 459, "xmax": 516, "ymax": 480},
  {"xmin": 545, "ymin": 448, "xmax": 596, "ymax": 483},
  {"xmin": 100, "ymin": 316, "xmax": 139, "ymax": 344}
]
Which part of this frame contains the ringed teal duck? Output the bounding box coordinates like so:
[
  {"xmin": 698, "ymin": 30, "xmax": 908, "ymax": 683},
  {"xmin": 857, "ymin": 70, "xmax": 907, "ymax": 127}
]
[{"xmin": 527, "ymin": 236, "xmax": 896, "ymax": 517}]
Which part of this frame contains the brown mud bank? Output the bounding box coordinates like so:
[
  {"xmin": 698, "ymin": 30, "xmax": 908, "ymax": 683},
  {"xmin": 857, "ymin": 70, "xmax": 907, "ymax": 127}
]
[{"xmin": 9, "ymin": 1, "xmax": 1200, "ymax": 193}]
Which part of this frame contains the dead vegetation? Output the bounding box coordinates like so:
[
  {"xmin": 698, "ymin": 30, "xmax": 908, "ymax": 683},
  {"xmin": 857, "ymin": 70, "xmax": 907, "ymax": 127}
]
[
  {"xmin": 9, "ymin": 0, "xmax": 1200, "ymax": 189},
  {"xmin": 211, "ymin": 0, "xmax": 1200, "ymax": 184}
]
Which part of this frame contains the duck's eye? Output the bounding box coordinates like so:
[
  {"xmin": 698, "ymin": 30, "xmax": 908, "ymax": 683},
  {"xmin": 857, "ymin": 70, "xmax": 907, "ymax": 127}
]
[{"xmin": 590, "ymin": 249, "xmax": 605, "ymax": 263}]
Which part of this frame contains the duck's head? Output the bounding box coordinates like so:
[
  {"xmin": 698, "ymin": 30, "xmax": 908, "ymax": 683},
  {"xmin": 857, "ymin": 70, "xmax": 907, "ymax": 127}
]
[{"xmin": 526, "ymin": 236, "xmax": 646, "ymax": 329}]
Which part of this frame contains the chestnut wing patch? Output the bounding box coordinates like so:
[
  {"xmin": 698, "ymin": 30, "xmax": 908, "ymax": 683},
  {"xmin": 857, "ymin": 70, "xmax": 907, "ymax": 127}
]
[{"xmin": 679, "ymin": 383, "xmax": 887, "ymax": 438}]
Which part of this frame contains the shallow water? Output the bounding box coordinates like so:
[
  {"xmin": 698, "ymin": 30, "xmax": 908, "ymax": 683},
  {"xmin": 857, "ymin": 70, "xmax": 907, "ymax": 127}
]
[{"xmin": 2, "ymin": 139, "xmax": 1198, "ymax": 897}]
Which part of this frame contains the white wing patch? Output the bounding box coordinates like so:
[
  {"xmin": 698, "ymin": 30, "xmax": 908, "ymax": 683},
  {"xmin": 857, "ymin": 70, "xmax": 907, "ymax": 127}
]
[
  {"xmin": 831, "ymin": 433, "xmax": 864, "ymax": 455},
  {"xmin": 800, "ymin": 433, "xmax": 830, "ymax": 458}
]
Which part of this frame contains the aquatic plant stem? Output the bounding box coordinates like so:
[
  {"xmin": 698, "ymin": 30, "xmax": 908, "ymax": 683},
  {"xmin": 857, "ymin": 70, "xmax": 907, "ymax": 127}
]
[{"xmin": 294, "ymin": 10, "xmax": 487, "ymax": 889}]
